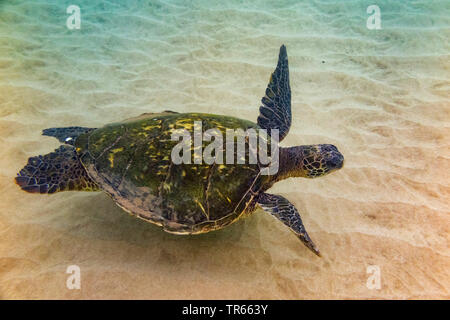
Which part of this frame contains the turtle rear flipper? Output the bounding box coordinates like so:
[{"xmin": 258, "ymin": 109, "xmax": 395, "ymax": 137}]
[
  {"xmin": 42, "ymin": 126, "xmax": 95, "ymax": 145},
  {"xmin": 15, "ymin": 145, "xmax": 99, "ymax": 194}
]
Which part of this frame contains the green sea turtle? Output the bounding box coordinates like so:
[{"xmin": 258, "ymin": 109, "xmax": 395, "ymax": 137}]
[{"xmin": 15, "ymin": 45, "xmax": 344, "ymax": 256}]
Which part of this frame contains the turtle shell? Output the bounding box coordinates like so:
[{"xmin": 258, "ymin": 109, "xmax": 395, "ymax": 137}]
[{"xmin": 75, "ymin": 112, "xmax": 271, "ymax": 234}]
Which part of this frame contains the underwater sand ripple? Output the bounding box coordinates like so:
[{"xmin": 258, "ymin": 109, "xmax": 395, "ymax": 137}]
[{"xmin": 0, "ymin": 0, "xmax": 449, "ymax": 299}]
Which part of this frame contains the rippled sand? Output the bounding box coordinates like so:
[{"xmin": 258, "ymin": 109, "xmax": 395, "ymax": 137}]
[{"xmin": 0, "ymin": 0, "xmax": 449, "ymax": 299}]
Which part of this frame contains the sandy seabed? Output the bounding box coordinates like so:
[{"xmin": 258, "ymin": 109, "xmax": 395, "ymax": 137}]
[{"xmin": 0, "ymin": 1, "xmax": 449, "ymax": 299}]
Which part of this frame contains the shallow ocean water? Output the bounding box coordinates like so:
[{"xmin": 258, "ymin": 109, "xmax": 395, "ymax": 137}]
[{"xmin": 0, "ymin": 0, "xmax": 449, "ymax": 299}]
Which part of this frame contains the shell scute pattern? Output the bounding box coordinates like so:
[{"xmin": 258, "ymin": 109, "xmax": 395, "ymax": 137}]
[{"xmin": 76, "ymin": 113, "xmax": 266, "ymax": 233}]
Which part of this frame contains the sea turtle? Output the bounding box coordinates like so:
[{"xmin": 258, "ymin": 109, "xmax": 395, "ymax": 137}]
[{"xmin": 15, "ymin": 45, "xmax": 344, "ymax": 256}]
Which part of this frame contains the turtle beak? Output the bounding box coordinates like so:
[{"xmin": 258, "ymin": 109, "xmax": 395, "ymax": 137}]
[
  {"xmin": 326, "ymin": 153, "xmax": 344, "ymax": 171},
  {"xmin": 323, "ymin": 145, "xmax": 344, "ymax": 172}
]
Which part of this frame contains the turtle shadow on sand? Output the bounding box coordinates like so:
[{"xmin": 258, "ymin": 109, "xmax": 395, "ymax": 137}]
[
  {"xmin": 54, "ymin": 192, "xmax": 274, "ymax": 275},
  {"xmin": 76, "ymin": 193, "xmax": 249, "ymax": 245}
]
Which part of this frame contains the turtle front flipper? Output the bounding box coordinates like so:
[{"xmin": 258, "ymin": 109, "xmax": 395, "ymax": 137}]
[
  {"xmin": 15, "ymin": 145, "xmax": 99, "ymax": 194},
  {"xmin": 257, "ymin": 193, "xmax": 320, "ymax": 257},
  {"xmin": 257, "ymin": 45, "xmax": 291, "ymax": 142}
]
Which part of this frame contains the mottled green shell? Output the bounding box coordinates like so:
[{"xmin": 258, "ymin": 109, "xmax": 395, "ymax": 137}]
[{"xmin": 75, "ymin": 112, "xmax": 270, "ymax": 234}]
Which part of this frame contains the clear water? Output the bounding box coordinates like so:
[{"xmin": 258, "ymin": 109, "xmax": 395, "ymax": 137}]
[{"xmin": 0, "ymin": 0, "xmax": 449, "ymax": 298}]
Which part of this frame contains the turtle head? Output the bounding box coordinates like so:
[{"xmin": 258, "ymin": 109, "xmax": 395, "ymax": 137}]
[
  {"xmin": 277, "ymin": 144, "xmax": 344, "ymax": 180},
  {"xmin": 300, "ymin": 144, "xmax": 344, "ymax": 178}
]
